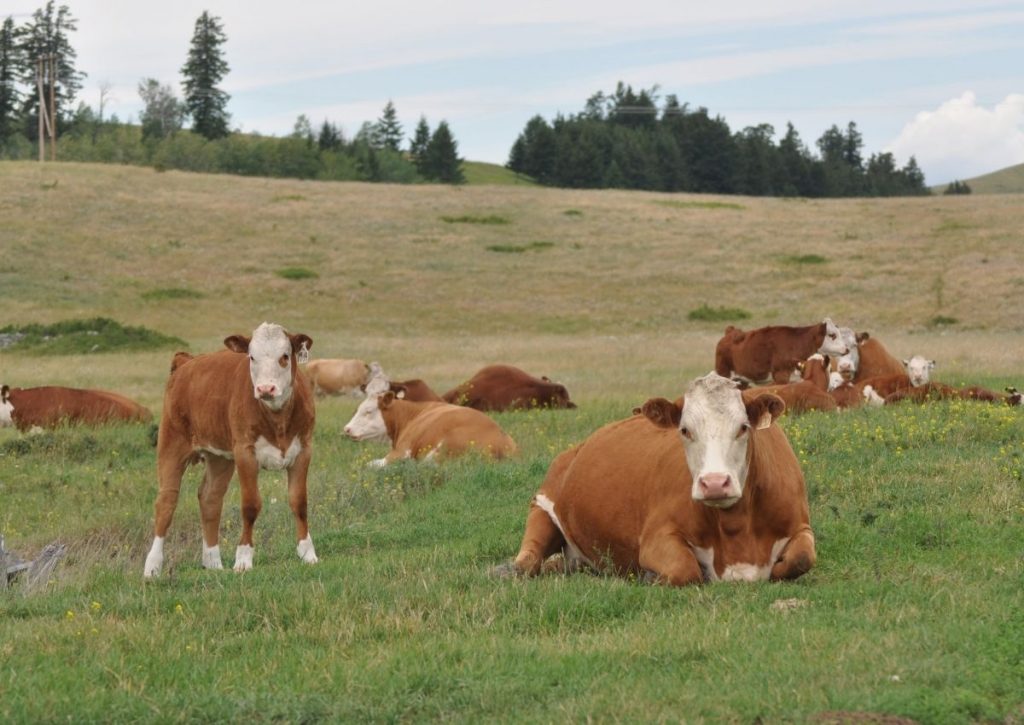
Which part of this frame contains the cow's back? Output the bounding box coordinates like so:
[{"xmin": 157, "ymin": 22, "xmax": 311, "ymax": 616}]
[
  {"xmin": 545, "ymin": 415, "xmax": 686, "ymax": 573},
  {"xmin": 9, "ymin": 386, "xmax": 152, "ymax": 430},
  {"xmin": 396, "ymin": 402, "xmax": 517, "ymax": 460},
  {"xmin": 161, "ymin": 350, "xmax": 251, "ymax": 446},
  {"xmin": 444, "ymin": 364, "xmax": 573, "ymax": 411},
  {"xmin": 856, "ymin": 338, "xmax": 904, "ymax": 380}
]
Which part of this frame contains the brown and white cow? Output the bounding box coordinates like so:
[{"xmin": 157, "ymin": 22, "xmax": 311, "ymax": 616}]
[
  {"xmin": 304, "ymin": 357, "xmax": 370, "ymax": 397},
  {"xmin": 442, "ymin": 364, "xmax": 576, "ymax": 411},
  {"xmin": 507, "ymin": 373, "xmax": 814, "ymax": 585},
  {"xmin": 714, "ymin": 318, "xmax": 848, "ymax": 385},
  {"xmin": 357, "ymin": 392, "xmax": 517, "ymax": 466},
  {"xmin": 143, "ymin": 322, "xmax": 318, "ymax": 578},
  {"xmin": 0, "ymin": 385, "xmax": 152, "ymax": 432},
  {"xmin": 746, "ymin": 354, "xmax": 837, "ymax": 414}
]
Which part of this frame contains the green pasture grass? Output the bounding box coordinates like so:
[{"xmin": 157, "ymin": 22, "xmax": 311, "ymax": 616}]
[
  {"xmin": 485, "ymin": 241, "xmax": 555, "ymax": 254},
  {"xmin": 276, "ymin": 267, "xmax": 319, "ymax": 281},
  {"xmin": 0, "ymin": 317, "xmax": 185, "ymax": 355},
  {"xmin": 782, "ymin": 253, "xmax": 828, "ymax": 265},
  {"xmin": 462, "ymin": 161, "xmax": 537, "ymax": 186},
  {"xmin": 140, "ymin": 287, "xmax": 204, "ymax": 301},
  {"xmin": 440, "ymin": 214, "xmax": 511, "ymax": 225},
  {"xmin": 687, "ymin": 303, "xmax": 752, "ymax": 322},
  {"xmin": 654, "ymin": 199, "xmax": 745, "ymax": 210},
  {"xmin": 1, "ymin": 394, "xmax": 1022, "ymax": 721}
]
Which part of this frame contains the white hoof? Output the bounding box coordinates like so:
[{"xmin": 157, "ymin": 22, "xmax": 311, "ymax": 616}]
[
  {"xmin": 297, "ymin": 535, "xmax": 318, "ymax": 564},
  {"xmin": 233, "ymin": 544, "xmax": 254, "ymax": 572},
  {"xmin": 202, "ymin": 543, "xmax": 223, "ymax": 570},
  {"xmin": 143, "ymin": 536, "xmax": 164, "ymax": 579}
]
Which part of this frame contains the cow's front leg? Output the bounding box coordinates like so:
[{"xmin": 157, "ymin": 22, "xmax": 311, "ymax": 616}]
[
  {"xmin": 287, "ymin": 445, "xmax": 317, "ymax": 564},
  {"xmin": 234, "ymin": 451, "xmax": 262, "ymax": 572},
  {"xmin": 638, "ymin": 529, "xmax": 704, "ymax": 586},
  {"xmin": 770, "ymin": 526, "xmax": 816, "ymax": 581},
  {"xmin": 198, "ymin": 455, "xmax": 235, "ymax": 570}
]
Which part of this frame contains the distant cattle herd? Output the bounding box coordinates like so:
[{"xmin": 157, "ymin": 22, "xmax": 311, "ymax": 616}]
[{"xmin": 0, "ymin": 318, "xmax": 1018, "ymax": 584}]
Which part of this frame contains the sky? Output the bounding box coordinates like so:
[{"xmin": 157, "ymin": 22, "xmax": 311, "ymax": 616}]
[{"xmin": 8, "ymin": 0, "xmax": 1024, "ymax": 185}]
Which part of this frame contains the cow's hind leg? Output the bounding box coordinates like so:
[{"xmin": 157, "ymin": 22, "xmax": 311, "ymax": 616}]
[
  {"xmin": 198, "ymin": 455, "xmax": 235, "ymax": 570},
  {"xmin": 144, "ymin": 434, "xmax": 194, "ymax": 578},
  {"xmin": 508, "ymin": 504, "xmax": 566, "ymax": 577},
  {"xmin": 287, "ymin": 448, "xmax": 318, "ymax": 564}
]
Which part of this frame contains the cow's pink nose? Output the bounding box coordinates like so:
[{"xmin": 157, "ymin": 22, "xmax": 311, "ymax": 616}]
[
  {"xmin": 699, "ymin": 473, "xmax": 733, "ymax": 499},
  {"xmin": 256, "ymin": 384, "xmax": 277, "ymax": 397}
]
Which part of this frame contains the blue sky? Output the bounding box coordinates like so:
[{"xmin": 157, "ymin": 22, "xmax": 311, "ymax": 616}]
[{"xmin": 9, "ymin": 0, "xmax": 1024, "ymax": 184}]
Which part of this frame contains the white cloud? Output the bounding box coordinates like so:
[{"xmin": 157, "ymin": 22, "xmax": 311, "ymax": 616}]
[{"xmin": 886, "ymin": 92, "xmax": 1024, "ymax": 184}]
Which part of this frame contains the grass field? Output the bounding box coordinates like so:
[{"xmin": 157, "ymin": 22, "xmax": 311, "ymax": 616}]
[{"xmin": 1, "ymin": 161, "xmax": 1023, "ymax": 722}]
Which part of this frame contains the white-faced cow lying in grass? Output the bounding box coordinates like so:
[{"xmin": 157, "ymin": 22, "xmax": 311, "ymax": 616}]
[
  {"xmin": 143, "ymin": 322, "xmax": 318, "ymax": 578},
  {"xmin": 504, "ymin": 373, "xmax": 815, "ymax": 585}
]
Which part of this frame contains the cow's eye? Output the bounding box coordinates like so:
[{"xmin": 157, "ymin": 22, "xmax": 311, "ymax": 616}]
[
  {"xmin": 680, "ymin": 427, "xmax": 693, "ymax": 441},
  {"xmin": 738, "ymin": 423, "xmax": 751, "ymax": 438},
  {"xmin": 249, "ymin": 355, "xmax": 255, "ymax": 362}
]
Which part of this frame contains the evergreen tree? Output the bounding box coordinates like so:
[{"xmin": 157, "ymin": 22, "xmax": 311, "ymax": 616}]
[
  {"xmin": 138, "ymin": 78, "xmax": 186, "ymax": 141},
  {"xmin": 944, "ymin": 180, "xmax": 971, "ymax": 195},
  {"xmin": 374, "ymin": 100, "xmax": 403, "ymax": 152},
  {"xmin": 317, "ymin": 119, "xmax": 342, "ymax": 151},
  {"xmin": 16, "ymin": 2, "xmax": 85, "ymax": 139},
  {"xmin": 421, "ymin": 120, "xmax": 464, "ymax": 184},
  {"xmin": 777, "ymin": 122, "xmax": 815, "ymax": 196},
  {"xmin": 0, "ymin": 16, "xmax": 22, "ymax": 144},
  {"xmin": 509, "ymin": 115, "xmax": 557, "ymax": 182},
  {"xmin": 291, "ymin": 114, "xmax": 314, "ymax": 147},
  {"xmin": 409, "ymin": 115, "xmax": 430, "ymax": 171},
  {"xmin": 181, "ymin": 11, "xmax": 230, "ymax": 140}
]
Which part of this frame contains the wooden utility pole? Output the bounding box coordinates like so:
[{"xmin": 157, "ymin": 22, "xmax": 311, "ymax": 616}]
[{"xmin": 36, "ymin": 54, "xmax": 57, "ymax": 162}]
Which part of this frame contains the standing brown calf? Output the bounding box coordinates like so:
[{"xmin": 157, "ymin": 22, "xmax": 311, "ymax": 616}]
[{"xmin": 143, "ymin": 322, "xmax": 318, "ymax": 578}]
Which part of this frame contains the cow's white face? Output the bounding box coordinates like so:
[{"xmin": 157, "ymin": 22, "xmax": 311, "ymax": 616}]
[
  {"xmin": 642, "ymin": 374, "xmax": 784, "ymax": 509},
  {"xmin": 0, "ymin": 385, "xmax": 13, "ymax": 427},
  {"xmin": 224, "ymin": 322, "xmax": 312, "ymax": 412},
  {"xmin": 903, "ymin": 355, "xmax": 935, "ymax": 387},
  {"xmin": 834, "ymin": 327, "xmax": 860, "ymax": 375},
  {"xmin": 818, "ymin": 318, "xmax": 849, "ymax": 357},
  {"xmin": 828, "ymin": 371, "xmax": 847, "ymax": 392},
  {"xmin": 344, "ymin": 379, "xmax": 391, "ymax": 442}
]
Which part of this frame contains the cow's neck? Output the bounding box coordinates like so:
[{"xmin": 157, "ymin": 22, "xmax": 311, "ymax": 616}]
[{"xmin": 256, "ymin": 392, "xmax": 296, "ymax": 435}]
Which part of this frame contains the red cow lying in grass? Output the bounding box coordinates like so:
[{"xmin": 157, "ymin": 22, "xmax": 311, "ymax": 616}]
[
  {"xmin": 442, "ymin": 364, "xmax": 576, "ymax": 411},
  {"xmin": 143, "ymin": 322, "xmax": 318, "ymax": 578},
  {"xmin": 0, "ymin": 385, "xmax": 151, "ymax": 431},
  {"xmin": 502, "ymin": 373, "xmax": 814, "ymax": 585}
]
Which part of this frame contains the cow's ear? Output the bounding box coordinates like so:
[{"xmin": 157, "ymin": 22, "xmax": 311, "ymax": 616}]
[
  {"xmin": 747, "ymin": 393, "xmax": 785, "ymax": 430},
  {"xmin": 290, "ymin": 334, "xmax": 312, "ymax": 364},
  {"xmin": 929, "ymin": 359, "xmax": 936, "ymax": 369},
  {"xmin": 1, "ymin": 384, "xmax": 9, "ymax": 402},
  {"xmin": 631, "ymin": 406, "xmax": 642, "ymax": 416},
  {"xmin": 378, "ymin": 391, "xmax": 396, "ymax": 409},
  {"xmin": 902, "ymin": 359, "xmax": 909, "ymax": 368},
  {"xmin": 224, "ymin": 335, "xmax": 251, "ymax": 353},
  {"xmin": 541, "ymin": 375, "xmax": 551, "ymax": 382},
  {"xmin": 392, "ymin": 384, "xmax": 408, "ymax": 400},
  {"xmin": 641, "ymin": 397, "xmax": 682, "ymax": 429},
  {"xmin": 820, "ymin": 354, "xmax": 830, "ymax": 368},
  {"xmin": 855, "ymin": 331, "xmax": 870, "ymax": 343}
]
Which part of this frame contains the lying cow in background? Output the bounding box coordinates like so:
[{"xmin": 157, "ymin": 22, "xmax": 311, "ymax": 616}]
[
  {"xmin": 143, "ymin": 322, "xmax": 318, "ymax": 578},
  {"xmin": 831, "ymin": 330, "xmax": 906, "ymax": 381},
  {"xmin": 0, "ymin": 385, "xmax": 152, "ymax": 432},
  {"xmin": 503, "ymin": 373, "xmax": 814, "ymax": 585},
  {"xmin": 350, "ymin": 391, "xmax": 517, "ymax": 466},
  {"xmin": 442, "ymin": 364, "xmax": 576, "ymax": 411},
  {"xmin": 304, "ymin": 357, "xmax": 370, "ymax": 397},
  {"xmin": 746, "ymin": 354, "xmax": 836, "ymax": 414},
  {"xmin": 714, "ymin": 318, "xmax": 848, "ymax": 385},
  {"xmin": 885, "ymin": 382, "xmax": 1022, "ymax": 407}
]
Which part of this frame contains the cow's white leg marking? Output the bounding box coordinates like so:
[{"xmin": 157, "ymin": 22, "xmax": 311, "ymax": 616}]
[
  {"xmin": 535, "ymin": 494, "xmax": 592, "ymax": 570},
  {"xmin": 297, "ymin": 535, "xmax": 318, "ymax": 564},
  {"xmin": 202, "ymin": 542, "xmax": 223, "ymax": 570},
  {"xmin": 143, "ymin": 536, "xmax": 164, "ymax": 578},
  {"xmin": 863, "ymin": 385, "xmax": 885, "ymax": 407},
  {"xmin": 720, "ymin": 536, "xmax": 791, "ymax": 582},
  {"xmin": 691, "ymin": 544, "xmax": 718, "ymax": 582},
  {"xmin": 234, "ymin": 544, "xmax": 254, "ymax": 572},
  {"xmin": 423, "ymin": 442, "xmax": 444, "ymax": 462}
]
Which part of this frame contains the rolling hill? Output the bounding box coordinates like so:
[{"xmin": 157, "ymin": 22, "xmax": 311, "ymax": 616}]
[{"xmin": 934, "ymin": 161, "xmax": 1024, "ymax": 194}]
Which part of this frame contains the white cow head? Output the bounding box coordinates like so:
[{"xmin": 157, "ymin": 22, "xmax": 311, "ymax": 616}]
[
  {"xmin": 817, "ymin": 318, "xmax": 849, "ymax": 357},
  {"xmin": 0, "ymin": 385, "xmax": 13, "ymax": 427},
  {"xmin": 224, "ymin": 322, "xmax": 313, "ymax": 412},
  {"xmin": 828, "ymin": 371, "xmax": 847, "ymax": 392},
  {"xmin": 641, "ymin": 373, "xmax": 785, "ymax": 509},
  {"xmin": 834, "ymin": 327, "xmax": 860, "ymax": 376},
  {"xmin": 344, "ymin": 375, "xmax": 393, "ymax": 442},
  {"xmin": 903, "ymin": 355, "xmax": 936, "ymax": 387}
]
